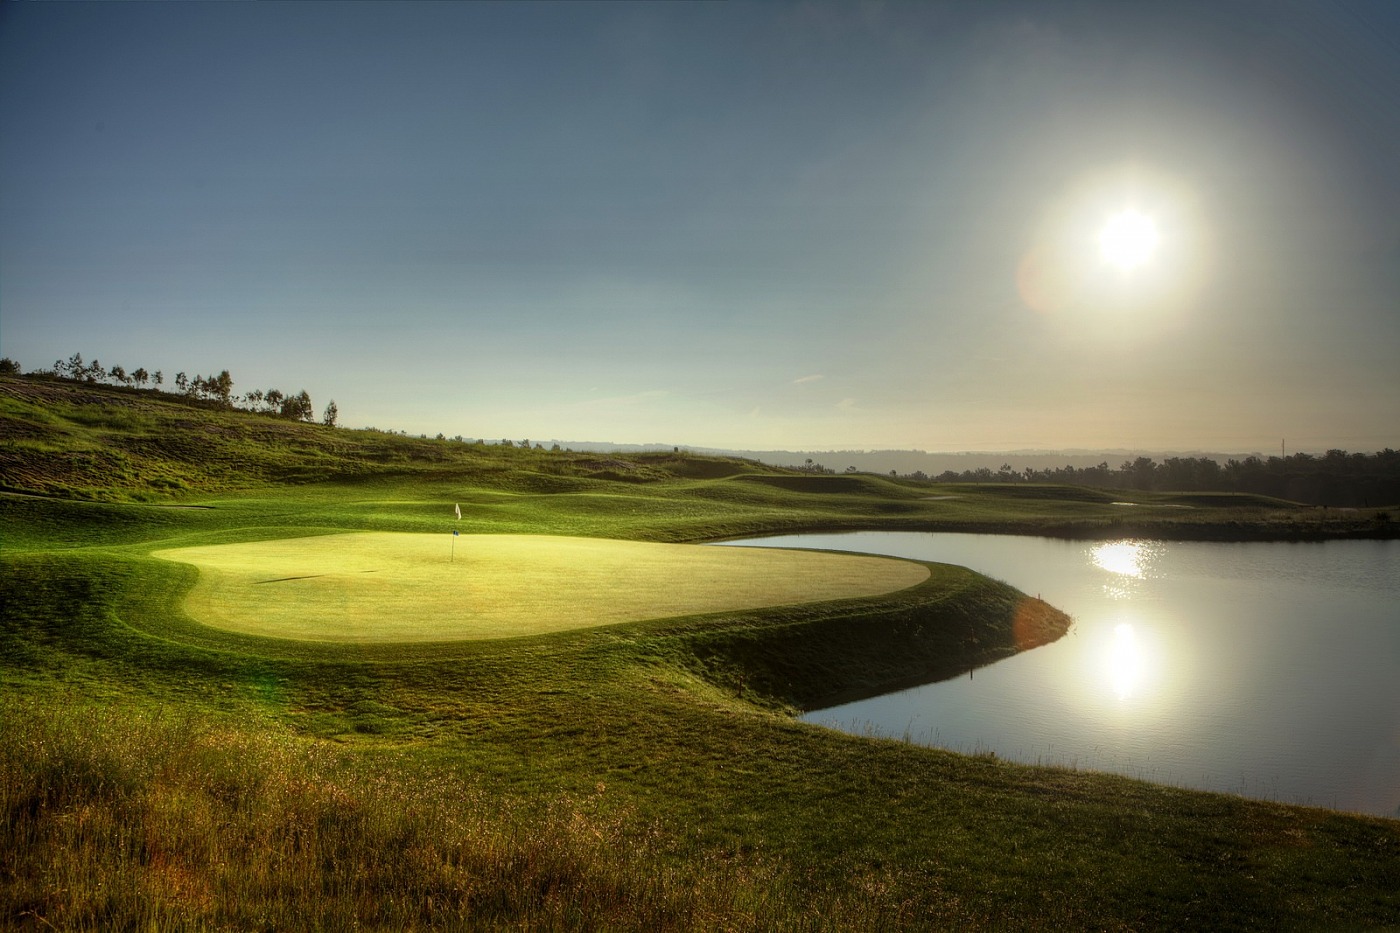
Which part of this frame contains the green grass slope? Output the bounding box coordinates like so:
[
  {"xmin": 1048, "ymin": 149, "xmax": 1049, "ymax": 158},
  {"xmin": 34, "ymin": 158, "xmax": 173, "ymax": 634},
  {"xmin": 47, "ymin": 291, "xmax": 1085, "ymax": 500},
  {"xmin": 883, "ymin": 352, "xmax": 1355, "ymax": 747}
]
[
  {"xmin": 0, "ymin": 375, "xmax": 766, "ymax": 502},
  {"xmin": 4, "ymin": 373, "xmax": 1394, "ymax": 541},
  {"xmin": 3, "ymin": 375, "xmax": 1398, "ymax": 930}
]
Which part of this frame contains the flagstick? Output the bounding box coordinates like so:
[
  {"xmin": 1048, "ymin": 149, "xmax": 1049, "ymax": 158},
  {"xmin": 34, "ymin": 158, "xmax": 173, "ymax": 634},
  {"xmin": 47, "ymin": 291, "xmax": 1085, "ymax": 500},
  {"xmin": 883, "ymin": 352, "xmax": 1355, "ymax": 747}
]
[{"xmin": 452, "ymin": 503, "xmax": 461, "ymax": 563}]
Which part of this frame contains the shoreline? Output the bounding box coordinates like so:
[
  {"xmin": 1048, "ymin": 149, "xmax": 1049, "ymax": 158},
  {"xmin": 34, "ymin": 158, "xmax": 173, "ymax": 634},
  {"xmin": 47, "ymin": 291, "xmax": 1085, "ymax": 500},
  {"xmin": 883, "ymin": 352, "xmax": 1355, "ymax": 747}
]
[{"xmin": 702, "ymin": 515, "xmax": 1399, "ymax": 546}]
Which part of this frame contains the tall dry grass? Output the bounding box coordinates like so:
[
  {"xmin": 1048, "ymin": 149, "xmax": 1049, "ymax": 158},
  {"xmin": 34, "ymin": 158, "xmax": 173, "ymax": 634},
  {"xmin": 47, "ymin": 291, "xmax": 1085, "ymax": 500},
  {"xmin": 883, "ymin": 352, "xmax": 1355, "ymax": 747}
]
[{"xmin": 3, "ymin": 696, "xmax": 899, "ymax": 931}]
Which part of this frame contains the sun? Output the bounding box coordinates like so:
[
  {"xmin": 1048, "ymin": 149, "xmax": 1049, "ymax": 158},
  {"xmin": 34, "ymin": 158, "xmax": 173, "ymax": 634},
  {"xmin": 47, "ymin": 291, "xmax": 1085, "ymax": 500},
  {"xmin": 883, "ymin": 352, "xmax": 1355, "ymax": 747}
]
[
  {"xmin": 1097, "ymin": 208, "xmax": 1160, "ymax": 272},
  {"xmin": 1018, "ymin": 163, "xmax": 1210, "ymax": 317}
]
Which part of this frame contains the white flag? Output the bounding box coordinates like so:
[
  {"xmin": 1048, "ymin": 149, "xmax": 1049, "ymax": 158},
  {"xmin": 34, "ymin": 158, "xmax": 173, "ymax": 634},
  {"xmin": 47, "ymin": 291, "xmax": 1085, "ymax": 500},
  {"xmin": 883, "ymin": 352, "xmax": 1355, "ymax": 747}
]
[{"xmin": 454, "ymin": 503, "xmax": 461, "ymax": 521}]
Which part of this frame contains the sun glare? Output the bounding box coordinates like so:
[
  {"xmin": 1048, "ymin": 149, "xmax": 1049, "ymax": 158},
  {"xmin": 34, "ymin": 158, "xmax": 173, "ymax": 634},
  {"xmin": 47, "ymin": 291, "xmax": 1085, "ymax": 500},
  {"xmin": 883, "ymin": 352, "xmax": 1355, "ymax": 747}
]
[
  {"xmin": 1098, "ymin": 208, "xmax": 1160, "ymax": 271},
  {"xmin": 1017, "ymin": 163, "xmax": 1209, "ymax": 321},
  {"xmin": 1105, "ymin": 623, "xmax": 1146, "ymax": 700},
  {"xmin": 1092, "ymin": 541, "xmax": 1145, "ymax": 578}
]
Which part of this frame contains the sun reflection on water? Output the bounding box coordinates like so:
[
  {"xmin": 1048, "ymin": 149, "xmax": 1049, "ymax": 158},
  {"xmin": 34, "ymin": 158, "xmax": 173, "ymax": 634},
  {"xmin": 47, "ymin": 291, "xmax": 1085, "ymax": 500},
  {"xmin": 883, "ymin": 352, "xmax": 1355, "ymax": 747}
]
[
  {"xmin": 1092, "ymin": 541, "xmax": 1146, "ymax": 577},
  {"xmin": 1091, "ymin": 540, "xmax": 1163, "ymax": 599},
  {"xmin": 1104, "ymin": 623, "xmax": 1146, "ymax": 700}
]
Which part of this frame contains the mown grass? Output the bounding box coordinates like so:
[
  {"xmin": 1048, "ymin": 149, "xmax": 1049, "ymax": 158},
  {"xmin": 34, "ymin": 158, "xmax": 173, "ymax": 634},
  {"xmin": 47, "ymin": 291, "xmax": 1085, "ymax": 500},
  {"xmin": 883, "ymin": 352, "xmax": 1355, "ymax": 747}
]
[
  {"xmin": 156, "ymin": 532, "xmax": 930, "ymax": 642},
  {"xmin": 3, "ymin": 375, "xmax": 1399, "ymax": 930}
]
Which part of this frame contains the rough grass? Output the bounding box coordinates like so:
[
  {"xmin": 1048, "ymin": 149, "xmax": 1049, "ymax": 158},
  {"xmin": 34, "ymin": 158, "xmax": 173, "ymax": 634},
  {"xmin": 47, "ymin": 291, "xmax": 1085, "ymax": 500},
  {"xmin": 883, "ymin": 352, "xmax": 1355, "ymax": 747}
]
[
  {"xmin": 2, "ymin": 697, "xmax": 862, "ymax": 932},
  {"xmin": 153, "ymin": 532, "xmax": 930, "ymax": 642}
]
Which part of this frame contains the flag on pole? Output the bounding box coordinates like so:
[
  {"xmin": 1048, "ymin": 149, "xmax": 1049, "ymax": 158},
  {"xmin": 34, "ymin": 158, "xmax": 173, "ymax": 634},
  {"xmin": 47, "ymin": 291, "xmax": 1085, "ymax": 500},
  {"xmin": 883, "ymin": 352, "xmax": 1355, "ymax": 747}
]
[{"xmin": 454, "ymin": 503, "xmax": 461, "ymax": 521}]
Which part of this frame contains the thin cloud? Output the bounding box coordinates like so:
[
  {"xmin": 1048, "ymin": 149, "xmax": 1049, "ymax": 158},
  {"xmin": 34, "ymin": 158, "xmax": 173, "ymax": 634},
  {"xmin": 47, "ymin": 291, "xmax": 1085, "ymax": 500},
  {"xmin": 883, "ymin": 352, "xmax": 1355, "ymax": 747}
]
[{"xmin": 791, "ymin": 374, "xmax": 825, "ymax": 385}]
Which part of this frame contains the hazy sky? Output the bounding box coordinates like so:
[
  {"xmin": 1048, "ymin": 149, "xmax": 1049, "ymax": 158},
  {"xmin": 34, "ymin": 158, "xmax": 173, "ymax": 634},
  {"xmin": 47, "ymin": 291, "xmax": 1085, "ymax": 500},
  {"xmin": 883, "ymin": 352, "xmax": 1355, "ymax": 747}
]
[{"xmin": 2, "ymin": 1, "xmax": 1397, "ymax": 452}]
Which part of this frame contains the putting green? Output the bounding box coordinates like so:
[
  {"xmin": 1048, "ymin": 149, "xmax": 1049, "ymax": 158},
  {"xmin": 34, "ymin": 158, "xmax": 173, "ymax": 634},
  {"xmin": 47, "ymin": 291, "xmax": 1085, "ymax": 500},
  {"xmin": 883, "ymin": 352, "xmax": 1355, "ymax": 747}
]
[{"xmin": 153, "ymin": 532, "xmax": 931, "ymax": 643}]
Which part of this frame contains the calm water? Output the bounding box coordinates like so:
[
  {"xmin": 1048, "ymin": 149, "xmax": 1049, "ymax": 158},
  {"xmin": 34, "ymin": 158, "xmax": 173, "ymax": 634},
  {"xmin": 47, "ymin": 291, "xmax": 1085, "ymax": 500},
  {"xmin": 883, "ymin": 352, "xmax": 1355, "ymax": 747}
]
[{"xmin": 721, "ymin": 532, "xmax": 1400, "ymax": 818}]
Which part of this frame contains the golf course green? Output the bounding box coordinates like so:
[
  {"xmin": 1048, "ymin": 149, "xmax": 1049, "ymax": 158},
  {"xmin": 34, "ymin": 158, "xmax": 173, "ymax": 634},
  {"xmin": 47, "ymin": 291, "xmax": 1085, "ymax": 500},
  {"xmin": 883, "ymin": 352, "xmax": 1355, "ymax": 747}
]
[{"xmin": 155, "ymin": 532, "xmax": 930, "ymax": 642}]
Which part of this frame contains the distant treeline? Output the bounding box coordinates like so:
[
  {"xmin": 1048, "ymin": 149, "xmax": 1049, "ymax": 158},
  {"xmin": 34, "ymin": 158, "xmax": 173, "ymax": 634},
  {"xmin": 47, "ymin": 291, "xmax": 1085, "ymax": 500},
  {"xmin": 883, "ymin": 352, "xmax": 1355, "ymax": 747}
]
[
  {"xmin": 892, "ymin": 452, "xmax": 1400, "ymax": 508},
  {"xmin": 1, "ymin": 354, "xmax": 337, "ymax": 427}
]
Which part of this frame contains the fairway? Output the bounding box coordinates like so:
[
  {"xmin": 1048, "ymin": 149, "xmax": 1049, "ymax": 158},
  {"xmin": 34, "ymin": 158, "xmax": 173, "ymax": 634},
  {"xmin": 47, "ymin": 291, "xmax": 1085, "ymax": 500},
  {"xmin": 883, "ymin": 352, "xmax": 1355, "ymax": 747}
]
[{"xmin": 154, "ymin": 532, "xmax": 931, "ymax": 642}]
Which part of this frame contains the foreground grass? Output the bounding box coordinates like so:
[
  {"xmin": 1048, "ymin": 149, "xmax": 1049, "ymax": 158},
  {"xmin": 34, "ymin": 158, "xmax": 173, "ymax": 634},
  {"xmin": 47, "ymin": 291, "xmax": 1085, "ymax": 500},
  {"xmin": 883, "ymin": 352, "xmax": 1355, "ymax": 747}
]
[
  {"xmin": 3, "ymin": 697, "xmax": 839, "ymax": 932},
  {"xmin": 6, "ymin": 671, "xmax": 1398, "ymax": 930}
]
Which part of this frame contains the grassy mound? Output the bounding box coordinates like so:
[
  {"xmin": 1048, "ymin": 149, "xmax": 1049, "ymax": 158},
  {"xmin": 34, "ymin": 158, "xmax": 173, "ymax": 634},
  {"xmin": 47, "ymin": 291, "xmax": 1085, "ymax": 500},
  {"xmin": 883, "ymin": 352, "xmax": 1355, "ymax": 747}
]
[{"xmin": 155, "ymin": 532, "xmax": 929, "ymax": 643}]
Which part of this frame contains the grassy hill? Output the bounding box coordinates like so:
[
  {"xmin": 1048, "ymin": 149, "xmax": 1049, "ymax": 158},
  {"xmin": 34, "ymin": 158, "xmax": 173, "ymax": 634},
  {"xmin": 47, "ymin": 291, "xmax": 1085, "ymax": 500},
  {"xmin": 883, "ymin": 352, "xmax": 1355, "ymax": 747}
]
[
  {"xmin": 0, "ymin": 374, "xmax": 775, "ymax": 500},
  {"xmin": 3, "ymin": 374, "xmax": 1398, "ymax": 930},
  {"xmin": 3, "ymin": 374, "xmax": 1390, "ymax": 542}
]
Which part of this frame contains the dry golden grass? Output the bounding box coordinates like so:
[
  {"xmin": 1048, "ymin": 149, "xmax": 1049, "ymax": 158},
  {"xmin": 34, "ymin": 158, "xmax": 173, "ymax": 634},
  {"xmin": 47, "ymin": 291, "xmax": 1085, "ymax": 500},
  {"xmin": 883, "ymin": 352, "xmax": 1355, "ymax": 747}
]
[{"xmin": 154, "ymin": 532, "xmax": 930, "ymax": 642}]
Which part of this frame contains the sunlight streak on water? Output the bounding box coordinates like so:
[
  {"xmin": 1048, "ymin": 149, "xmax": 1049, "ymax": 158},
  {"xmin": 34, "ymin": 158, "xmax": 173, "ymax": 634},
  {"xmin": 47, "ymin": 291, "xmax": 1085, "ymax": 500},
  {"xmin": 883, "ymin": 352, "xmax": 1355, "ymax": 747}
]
[{"xmin": 1105, "ymin": 623, "xmax": 1145, "ymax": 700}]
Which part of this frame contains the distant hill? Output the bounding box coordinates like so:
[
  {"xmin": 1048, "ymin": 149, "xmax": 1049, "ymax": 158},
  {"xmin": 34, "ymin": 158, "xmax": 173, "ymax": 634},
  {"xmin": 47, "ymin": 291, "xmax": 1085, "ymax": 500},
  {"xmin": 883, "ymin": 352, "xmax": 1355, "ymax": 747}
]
[
  {"xmin": 5, "ymin": 373, "xmax": 1393, "ymax": 507},
  {"xmin": 544, "ymin": 444, "xmax": 1266, "ymax": 477},
  {"xmin": 543, "ymin": 443, "xmax": 1398, "ymax": 508},
  {"xmin": 0, "ymin": 375, "xmax": 772, "ymax": 501}
]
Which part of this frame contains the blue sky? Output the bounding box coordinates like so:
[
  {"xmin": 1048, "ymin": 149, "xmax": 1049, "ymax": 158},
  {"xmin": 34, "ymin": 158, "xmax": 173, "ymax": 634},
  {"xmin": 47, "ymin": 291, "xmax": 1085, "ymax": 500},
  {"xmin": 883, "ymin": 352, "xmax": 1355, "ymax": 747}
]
[{"xmin": 2, "ymin": 1, "xmax": 1397, "ymax": 451}]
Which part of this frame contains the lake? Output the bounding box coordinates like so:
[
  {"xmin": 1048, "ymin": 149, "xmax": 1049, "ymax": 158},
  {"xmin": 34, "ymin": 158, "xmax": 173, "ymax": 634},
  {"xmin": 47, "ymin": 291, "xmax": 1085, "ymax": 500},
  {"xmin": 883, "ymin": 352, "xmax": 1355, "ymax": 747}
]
[{"xmin": 720, "ymin": 532, "xmax": 1400, "ymax": 819}]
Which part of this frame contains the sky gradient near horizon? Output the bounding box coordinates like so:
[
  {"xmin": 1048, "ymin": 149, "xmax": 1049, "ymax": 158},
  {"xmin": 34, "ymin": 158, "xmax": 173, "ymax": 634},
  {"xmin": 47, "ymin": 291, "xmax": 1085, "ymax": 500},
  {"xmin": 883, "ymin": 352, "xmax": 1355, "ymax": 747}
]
[{"xmin": 2, "ymin": 1, "xmax": 1397, "ymax": 452}]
